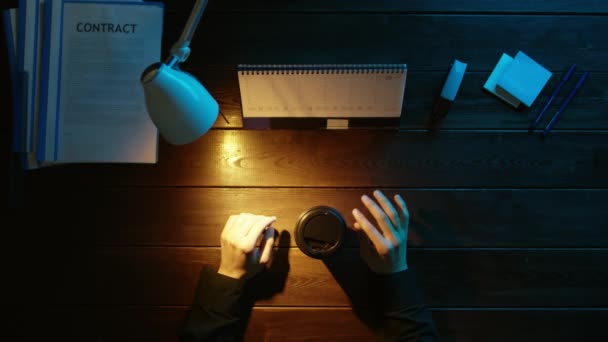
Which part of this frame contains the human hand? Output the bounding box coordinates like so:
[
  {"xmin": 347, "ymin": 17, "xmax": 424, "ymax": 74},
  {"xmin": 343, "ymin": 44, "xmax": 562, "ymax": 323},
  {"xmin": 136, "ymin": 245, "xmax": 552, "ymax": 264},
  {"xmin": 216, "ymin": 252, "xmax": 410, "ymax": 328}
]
[
  {"xmin": 217, "ymin": 213, "xmax": 277, "ymax": 280},
  {"xmin": 351, "ymin": 190, "xmax": 409, "ymax": 274}
]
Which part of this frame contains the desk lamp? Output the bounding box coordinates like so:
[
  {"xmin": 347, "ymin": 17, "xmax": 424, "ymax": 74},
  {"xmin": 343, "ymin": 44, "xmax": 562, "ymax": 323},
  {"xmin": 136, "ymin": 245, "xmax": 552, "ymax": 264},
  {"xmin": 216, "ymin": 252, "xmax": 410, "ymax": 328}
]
[{"xmin": 140, "ymin": 0, "xmax": 218, "ymax": 145}]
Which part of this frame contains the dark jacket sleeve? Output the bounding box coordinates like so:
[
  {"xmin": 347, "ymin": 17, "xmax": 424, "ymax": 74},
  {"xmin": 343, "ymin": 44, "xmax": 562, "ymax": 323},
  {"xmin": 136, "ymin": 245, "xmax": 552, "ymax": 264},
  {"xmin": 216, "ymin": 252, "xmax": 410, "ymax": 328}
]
[
  {"xmin": 178, "ymin": 267, "xmax": 249, "ymax": 342},
  {"xmin": 373, "ymin": 269, "xmax": 438, "ymax": 341}
]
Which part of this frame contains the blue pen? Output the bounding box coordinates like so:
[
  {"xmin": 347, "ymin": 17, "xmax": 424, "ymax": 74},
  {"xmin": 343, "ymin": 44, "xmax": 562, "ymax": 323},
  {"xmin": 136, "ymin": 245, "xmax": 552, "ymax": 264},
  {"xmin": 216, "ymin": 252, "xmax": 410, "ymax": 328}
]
[
  {"xmin": 542, "ymin": 71, "xmax": 589, "ymax": 137},
  {"xmin": 529, "ymin": 64, "xmax": 577, "ymax": 132}
]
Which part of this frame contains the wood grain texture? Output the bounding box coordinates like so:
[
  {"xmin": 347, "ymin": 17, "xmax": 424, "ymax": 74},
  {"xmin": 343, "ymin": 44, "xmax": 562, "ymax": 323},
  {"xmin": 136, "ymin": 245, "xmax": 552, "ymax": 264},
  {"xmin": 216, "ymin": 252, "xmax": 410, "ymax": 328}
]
[
  {"xmin": 32, "ymin": 247, "xmax": 608, "ymax": 307},
  {"xmin": 199, "ymin": 66, "xmax": 608, "ymax": 130},
  {"xmin": 15, "ymin": 307, "xmax": 608, "ymax": 342},
  {"xmin": 161, "ymin": 14, "xmax": 608, "ymax": 71},
  {"xmin": 4, "ymin": 1, "xmax": 608, "ymax": 340},
  {"xmin": 25, "ymin": 130, "xmax": 608, "ymax": 187},
  {"xmin": 249, "ymin": 308, "xmax": 608, "ymax": 342},
  {"xmin": 21, "ymin": 188, "xmax": 608, "ymax": 247},
  {"xmin": 165, "ymin": 0, "xmax": 608, "ymax": 13}
]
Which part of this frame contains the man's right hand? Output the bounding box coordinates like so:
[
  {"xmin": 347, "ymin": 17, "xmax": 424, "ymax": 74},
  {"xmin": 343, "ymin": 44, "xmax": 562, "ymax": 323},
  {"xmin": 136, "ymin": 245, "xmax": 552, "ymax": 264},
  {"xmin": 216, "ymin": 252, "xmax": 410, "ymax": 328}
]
[
  {"xmin": 351, "ymin": 190, "xmax": 409, "ymax": 274},
  {"xmin": 217, "ymin": 213, "xmax": 276, "ymax": 280}
]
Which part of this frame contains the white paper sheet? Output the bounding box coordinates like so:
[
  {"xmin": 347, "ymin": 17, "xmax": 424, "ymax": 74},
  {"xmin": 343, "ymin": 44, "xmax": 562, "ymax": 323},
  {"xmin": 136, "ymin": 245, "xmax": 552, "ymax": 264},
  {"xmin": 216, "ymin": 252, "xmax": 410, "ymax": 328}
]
[{"xmin": 41, "ymin": 1, "xmax": 162, "ymax": 163}]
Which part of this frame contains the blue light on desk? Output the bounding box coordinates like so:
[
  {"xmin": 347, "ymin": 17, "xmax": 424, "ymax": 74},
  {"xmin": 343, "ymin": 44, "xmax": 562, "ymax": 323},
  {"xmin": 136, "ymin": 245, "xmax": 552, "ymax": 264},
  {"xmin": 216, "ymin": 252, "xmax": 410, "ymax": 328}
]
[{"xmin": 140, "ymin": 0, "xmax": 218, "ymax": 145}]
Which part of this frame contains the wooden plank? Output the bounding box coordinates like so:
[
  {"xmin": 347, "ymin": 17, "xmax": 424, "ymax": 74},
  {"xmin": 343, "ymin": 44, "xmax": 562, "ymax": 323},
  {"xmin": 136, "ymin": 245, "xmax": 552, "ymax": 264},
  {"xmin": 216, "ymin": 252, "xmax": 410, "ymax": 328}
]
[
  {"xmin": 25, "ymin": 131, "xmax": 608, "ymax": 188},
  {"xmin": 22, "ymin": 188, "xmax": 608, "ymax": 247},
  {"xmin": 16, "ymin": 307, "xmax": 608, "ymax": 341},
  {"xmin": 163, "ymin": 0, "xmax": 608, "ymax": 13},
  {"xmin": 33, "ymin": 247, "xmax": 608, "ymax": 307},
  {"xmin": 200, "ymin": 67, "xmax": 608, "ymax": 130},
  {"xmin": 399, "ymin": 72, "xmax": 607, "ymax": 130},
  {"xmin": 161, "ymin": 14, "xmax": 608, "ymax": 71},
  {"xmin": 250, "ymin": 308, "xmax": 608, "ymax": 342}
]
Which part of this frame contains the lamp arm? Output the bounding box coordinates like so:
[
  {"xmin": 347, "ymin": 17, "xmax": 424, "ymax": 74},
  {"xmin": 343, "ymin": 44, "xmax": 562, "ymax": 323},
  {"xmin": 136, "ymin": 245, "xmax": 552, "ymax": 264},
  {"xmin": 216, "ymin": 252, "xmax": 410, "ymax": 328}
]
[{"xmin": 165, "ymin": 0, "xmax": 210, "ymax": 67}]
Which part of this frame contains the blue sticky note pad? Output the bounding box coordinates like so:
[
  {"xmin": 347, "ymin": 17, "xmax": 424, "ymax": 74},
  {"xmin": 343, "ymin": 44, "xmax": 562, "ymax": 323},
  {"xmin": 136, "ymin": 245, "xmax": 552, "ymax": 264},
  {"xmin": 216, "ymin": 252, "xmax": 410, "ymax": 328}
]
[
  {"xmin": 483, "ymin": 53, "xmax": 521, "ymax": 108},
  {"xmin": 496, "ymin": 51, "xmax": 552, "ymax": 107}
]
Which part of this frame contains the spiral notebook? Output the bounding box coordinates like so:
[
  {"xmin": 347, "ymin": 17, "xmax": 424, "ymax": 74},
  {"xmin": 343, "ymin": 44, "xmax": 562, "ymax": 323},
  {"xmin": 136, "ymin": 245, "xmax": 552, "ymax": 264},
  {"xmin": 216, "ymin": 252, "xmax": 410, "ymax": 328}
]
[{"xmin": 237, "ymin": 64, "xmax": 407, "ymax": 129}]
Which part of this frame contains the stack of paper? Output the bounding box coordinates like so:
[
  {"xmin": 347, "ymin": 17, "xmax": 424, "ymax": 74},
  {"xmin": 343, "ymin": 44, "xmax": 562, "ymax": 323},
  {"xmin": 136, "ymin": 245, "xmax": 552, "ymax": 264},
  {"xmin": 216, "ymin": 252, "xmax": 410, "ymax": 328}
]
[
  {"xmin": 3, "ymin": 0, "xmax": 163, "ymax": 169},
  {"xmin": 484, "ymin": 51, "xmax": 552, "ymax": 108}
]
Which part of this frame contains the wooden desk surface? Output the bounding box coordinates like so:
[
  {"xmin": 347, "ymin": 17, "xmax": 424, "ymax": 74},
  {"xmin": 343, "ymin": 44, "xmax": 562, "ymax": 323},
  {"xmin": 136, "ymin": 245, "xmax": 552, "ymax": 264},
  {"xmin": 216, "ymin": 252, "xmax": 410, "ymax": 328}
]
[{"xmin": 4, "ymin": 1, "xmax": 608, "ymax": 340}]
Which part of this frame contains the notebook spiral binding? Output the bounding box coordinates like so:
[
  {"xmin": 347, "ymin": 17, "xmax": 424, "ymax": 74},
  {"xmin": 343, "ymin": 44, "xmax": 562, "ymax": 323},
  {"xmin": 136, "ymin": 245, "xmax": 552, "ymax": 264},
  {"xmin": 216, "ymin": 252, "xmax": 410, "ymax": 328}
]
[{"xmin": 238, "ymin": 64, "xmax": 407, "ymax": 75}]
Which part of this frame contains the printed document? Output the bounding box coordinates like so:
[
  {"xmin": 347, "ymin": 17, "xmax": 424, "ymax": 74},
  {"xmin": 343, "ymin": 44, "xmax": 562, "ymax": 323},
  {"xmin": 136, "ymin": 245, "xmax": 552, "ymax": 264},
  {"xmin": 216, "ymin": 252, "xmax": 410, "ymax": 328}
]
[{"xmin": 41, "ymin": 1, "xmax": 162, "ymax": 163}]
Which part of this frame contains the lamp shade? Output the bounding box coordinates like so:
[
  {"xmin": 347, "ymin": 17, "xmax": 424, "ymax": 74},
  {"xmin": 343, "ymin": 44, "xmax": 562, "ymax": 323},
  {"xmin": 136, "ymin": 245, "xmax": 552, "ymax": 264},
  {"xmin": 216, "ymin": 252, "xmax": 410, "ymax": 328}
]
[{"xmin": 141, "ymin": 63, "xmax": 218, "ymax": 145}]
